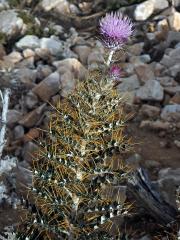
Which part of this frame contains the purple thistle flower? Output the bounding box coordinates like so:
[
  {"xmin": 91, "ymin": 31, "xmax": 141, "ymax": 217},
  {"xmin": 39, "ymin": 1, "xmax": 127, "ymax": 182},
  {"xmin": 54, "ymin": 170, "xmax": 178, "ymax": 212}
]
[
  {"xmin": 99, "ymin": 12, "xmax": 133, "ymax": 50},
  {"xmin": 110, "ymin": 65, "xmax": 121, "ymax": 80}
]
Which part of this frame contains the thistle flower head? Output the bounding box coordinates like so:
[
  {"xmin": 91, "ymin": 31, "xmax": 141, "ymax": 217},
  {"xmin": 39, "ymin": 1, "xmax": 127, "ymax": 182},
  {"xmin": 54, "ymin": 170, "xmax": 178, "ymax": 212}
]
[
  {"xmin": 99, "ymin": 11, "xmax": 133, "ymax": 50},
  {"xmin": 110, "ymin": 65, "xmax": 121, "ymax": 80}
]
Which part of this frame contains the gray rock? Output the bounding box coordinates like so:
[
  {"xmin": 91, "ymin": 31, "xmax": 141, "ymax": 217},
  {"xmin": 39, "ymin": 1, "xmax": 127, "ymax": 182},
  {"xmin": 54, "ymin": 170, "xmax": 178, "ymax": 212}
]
[
  {"xmin": 55, "ymin": 58, "xmax": 87, "ymax": 80},
  {"xmin": 0, "ymin": 0, "xmax": 9, "ymax": 10},
  {"xmin": 139, "ymin": 54, "xmax": 151, "ymax": 63},
  {"xmin": 164, "ymin": 86, "xmax": 180, "ymax": 95},
  {"xmin": 166, "ymin": 31, "xmax": 180, "ymax": 47},
  {"xmin": 32, "ymin": 72, "xmax": 61, "ymax": 101},
  {"xmin": 73, "ymin": 45, "xmax": 92, "ymax": 65},
  {"xmin": 22, "ymin": 141, "xmax": 39, "ymax": 164},
  {"xmin": 16, "ymin": 35, "xmax": 40, "ymax": 50},
  {"xmin": 134, "ymin": 0, "xmax": 154, "ymax": 21},
  {"xmin": 40, "ymin": 37, "xmax": 63, "ymax": 56},
  {"xmin": 13, "ymin": 125, "xmax": 24, "ymax": 140},
  {"xmin": 7, "ymin": 110, "xmax": 22, "ymax": 126},
  {"xmin": 174, "ymin": 0, "xmax": 180, "ymax": 7},
  {"xmin": 117, "ymin": 74, "xmax": 140, "ymax": 92},
  {"xmin": 87, "ymin": 51, "xmax": 104, "ymax": 71},
  {"xmin": 156, "ymin": 76, "xmax": 176, "ymax": 87},
  {"xmin": 160, "ymin": 48, "xmax": 180, "ymax": 67},
  {"xmin": 157, "ymin": 168, "xmax": 180, "ymax": 208},
  {"xmin": 0, "ymin": 10, "xmax": 24, "ymax": 37},
  {"xmin": 152, "ymin": 0, "xmax": 169, "ymax": 10},
  {"xmin": 136, "ymin": 80, "xmax": 164, "ymax": 101},
  {"xmin": 135, "ymin": 64, "xmax": 155, "ymax": 83},
  {"xmin": 174, "ymin": 140, "xmax": 180, "ymax": 148},
  {"xmin": 60, "ymin": 70, "xmax": 75, "ymax": 97},
  {"xmin": 161, "ymin": 104, "xmax": 180, "ymax": 121},
  {"xmin": 139, "ymin": 235, "xmax": 152, "ymax": 240},
  {"xmin": 128, "ymin": 42, "xmax": 144, "ymax": 56},
  {"xmin": 24, "ymin": 91, "xmax": 38, "ymax": 109},
  {"xmin": 14, "ymin": 68, "xmax": 37, "ymax": 84},
  {"xmin": 167, "ymin": 64, "xmax": 180, "ymax": 77}
]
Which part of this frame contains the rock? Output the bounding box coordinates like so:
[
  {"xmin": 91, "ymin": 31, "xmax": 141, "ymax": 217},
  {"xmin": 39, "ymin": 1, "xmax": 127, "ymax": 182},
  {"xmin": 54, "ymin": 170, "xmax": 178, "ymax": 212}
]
[
  {"xmin": 16, "ymin": 56, "xmax": 35, "ymax": 69},
  {"xmin": 128, "ymin": 42, "xmax": 144, "ymax": 56},
  {"xmin": 13, "ymin": 125, "xmax": 24, "ymax": 140},
  {"xmin": 23, "ymin": 128, "xmax": 40, "ymax": 143},
  {"xmin": 40, "ymin": 37, "xmax": 63, "ymax": 56},
  {"xmin": 136, "ymin": 80, "xmax": 164, "ymax": 101},
  {"xmin": 36, "ymin": 65, "xmax": 52, "ymax": 80},
  {"xmin": 140, "ymin": 120, "xmax": 171, "ymax": 130},
  {"xmin": 0, "ymin": 10, "xmax": 25, "ymax": 37},
  {"xmin": 154, "ymin": 63, "xmax": 165, "ymax": 77},
  {"xmin": 174, "ymin": 140, "xmax": 180, "ymax": 148},
  {"xmin": 73, "ymin": 45, "xmax": 92, "ymax": 65},
  {"xmin": 0, "ymin": 0, "xmax": 9, "ymax": 10},
  {"xmin": 22, "ymin": 141, "xmax": 38, "ymax": 164},
  {"xmin": 166, "ymin": 31, "xmax": 180, "ymax": 46},
  {"xmin": 129, "ymin": 55, "xmax": 144, "ymax": 66},
  {"xmin": 135, "ymin": 64, "xmax": 155, "ymax": 83},
  {"xmin": 16, "ymin": 35, "xmax": 40, "ymax": 50},
  {"xmin": 87, "ymin": 51, "xmax": 105, "ymax": 71},
  {"xmin": 146, "ymin": 32, "xmax": 156, "ymax": 41},
  {"xmin": 139, "ymin": 235, "xmax": 151, "ymax": 240},
  {"xmin": 55, "ymin": 58, "xmax": 87, "ymax": 80},
  {"xmin": 161, "ymin": 48, "xmax": 180, "ymax": 67},
  {"xmin": 157, "ymin": 19, "xmax": 169, "ymax": 32},
  {"xmin": 161, "ymin": 104, "xmax": 180, "ymax": 122},
  {"xmin": 170, "ymin": 92, "xmax": 180, "ymax": 104},
  {"xmin": 156, "ymin": 76, "xmax": 176, "ymax": 87},
  {"xmin": 134, "ymin": 0, "xmax": 154, "ymax": 21},
  {"xmin": 23, "ymin": 49, "xmax": 35, "ymax": 58},
  {"xmin": 35, "ymin": 48, "xmax": 52, "ymax": 60},
  {"xmin": 164, "ymin": 86, "xmax": 180, "ymax": 95},
  {"xmin": 120, "ymin": 63, "xmax": 134, "ymax": 76},
  {"xmin": 152, "ymin": 0, "xmax": 169, "ymax": 10},
  {"xmin": 7, "ymin": 110, "xmax": 22, "ymax": 126},
  {"xmin": 139, "ymin": 54, "xmax": 151, "ymax": 63},
  {"xmin": 117, "ymin": 74, "xmax": 140, "ymax": 92},
  {"xmin": 14, "ymin": 68, "xmax": 37, "ymax": 85},
  {"xmin": 168, "ymin": 11, "xmax": 180, "ymax": 31},
  {"xmin": 139, "ymin": 104, "xmax": 161, "ymax": 118},
  {"xmin": 60, "ymin": 70, "xmax": 75, "ymax": 97},
  {"xmin": 51, "ymin": 94, "xmax": 61, "ymax": 105},
  {"xmin": 3, "ymin": 51, "xmax": 22, "ymax": 64},
  {"xmin": 40, "ymin": 0, "xmax": 70, "ymax": 14},
  {"xmin": 157, "ymin": 168, "xmax": 180, "ymax": 208},
  {"xmin": 0, "ymin": 44, "xmax": 6, "ymax": 59},
  {"xmin": 24, "ymin": 91, "xmax": 38, "ymax": 109},
  {"xmin": 168, "ymin": 64, "xmax": 180, "ymax": 77},
  {"xmin": 32, "ymin": 72, "xmax": 61, "ymax": 101},
  {"xmin": 19, "ymin": 103, "xmax": 46, "ymax": 128},
  {"xmin": 174, "ymin": 0, "xmax": 180, "ymax": 7}
]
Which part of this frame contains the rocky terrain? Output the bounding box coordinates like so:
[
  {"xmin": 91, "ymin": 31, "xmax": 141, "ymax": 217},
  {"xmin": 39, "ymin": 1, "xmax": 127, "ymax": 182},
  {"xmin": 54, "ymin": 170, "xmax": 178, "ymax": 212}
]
[{"xmin": 0, "ymin": 0, "xmax": 180, "ymax": 239}]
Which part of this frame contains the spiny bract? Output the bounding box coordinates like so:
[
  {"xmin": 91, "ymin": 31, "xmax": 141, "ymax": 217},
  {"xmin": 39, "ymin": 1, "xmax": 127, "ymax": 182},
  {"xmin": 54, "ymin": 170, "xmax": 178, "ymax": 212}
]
[{"xmin": 16, "ymin": 75, "xmax": 133, "ymax": 240}]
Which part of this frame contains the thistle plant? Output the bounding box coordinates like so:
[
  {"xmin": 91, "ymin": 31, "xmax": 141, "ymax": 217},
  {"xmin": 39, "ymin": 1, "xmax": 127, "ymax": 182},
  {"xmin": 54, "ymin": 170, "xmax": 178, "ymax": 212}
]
[{"xmin": 16, "ymin": 11, "xmax": 133, "ymax": 240}]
